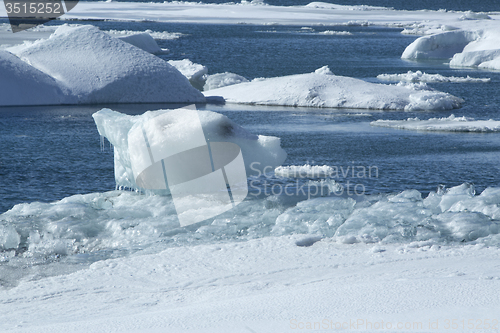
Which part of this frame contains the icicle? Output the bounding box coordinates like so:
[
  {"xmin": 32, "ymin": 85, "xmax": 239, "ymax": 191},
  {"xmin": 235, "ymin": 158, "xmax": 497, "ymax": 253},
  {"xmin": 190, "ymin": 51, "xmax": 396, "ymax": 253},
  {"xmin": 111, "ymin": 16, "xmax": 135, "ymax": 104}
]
[{"xmin": 100, "ymin": 135, "xmax": 105, "ymax": 151}]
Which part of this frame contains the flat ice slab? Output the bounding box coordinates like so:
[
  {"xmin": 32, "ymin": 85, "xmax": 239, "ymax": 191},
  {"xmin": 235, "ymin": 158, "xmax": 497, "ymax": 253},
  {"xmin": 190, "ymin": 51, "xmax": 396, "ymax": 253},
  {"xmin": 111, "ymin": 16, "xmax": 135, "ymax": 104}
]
[
  {"xmin": 204, "ymin": 66, "xmax": 464, "ymax": 111},
  {"xmin": 371, "ymin": 115, "xmax": 500, "ymax": 132}
]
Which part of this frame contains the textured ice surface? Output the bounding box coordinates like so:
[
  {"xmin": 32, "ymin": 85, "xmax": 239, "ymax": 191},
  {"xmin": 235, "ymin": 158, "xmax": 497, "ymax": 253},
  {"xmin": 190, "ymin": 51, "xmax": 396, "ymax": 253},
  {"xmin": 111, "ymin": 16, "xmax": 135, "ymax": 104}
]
[
  {"xmin": 377, "ymin": 70, "xmax": 490, "ymax": 83},
  {"xmin": 371, "ymin": 114, "xmax": 500, "ymax": 132},
  {"xmin": 1, "ymin": 182, "xmax": 499, "ymax": 288},
  {"xmin": 204, "ymin": 66, "xmax": 463, "ymax": 110},
  {"xmin": 0, "ymin": 50, "xmax": 69, "ymax": 106},
  {"xmin": 5, "ymin": 25, "xmax": 204, "ymax": 105},
  {"xmin": 168, "ymin": 59, "xmax": 208, "ymax": 90},
  {"xmin": 92, "ymin": 108, "xmax": 287, "ymax": 190},
  {"xmin": 204, "ymin": 72, "xmax": 249, "ymax": 91},
  {"xmin": 403, "ymin": 28, "xmax": 500, "ymax": 70}
]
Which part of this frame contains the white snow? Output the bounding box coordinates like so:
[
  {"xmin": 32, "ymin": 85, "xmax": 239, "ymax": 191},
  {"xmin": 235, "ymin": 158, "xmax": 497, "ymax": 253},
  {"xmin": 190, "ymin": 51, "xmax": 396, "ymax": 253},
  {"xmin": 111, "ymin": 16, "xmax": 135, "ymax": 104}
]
[
  {"xmin": 371, "ymin": 114, "xmax": 500, "ymax": 132},
  {"xmin": 167, "ymin": 59, "xmax": 208, "ymax": 90},
  {"xmin": 377, "ymin": 70, "xmax": 491, "ymax": 83},
  {"xmin": 275, "ymin": 164, "xmax": 336, "ymax": 178},
  {"xmin": 117, "ymin": 33, "xmax": 163, "ymax": 54},
  {"xmin": 203, "ymin": 72, "xmax": 249, "ymax": 91},
  {"xmin": 1, "ymin": 184, "xmax": 500, "ymax": 331},
  {"xmin": 3, "ymin": 25, "xmax": 204, "ymax": 105},
  {"xmin": 204, "ymin": 66, "xmax": 463, "ymax": 111},
  {"xmin": 92, "ymin": 108, "xmax": 287, "ymax": 190},
  {"xmin": 402, "ymin": 26, "xmax": 500, "ymax": 70},
  {"xmin": 0, "ymin": 50, "xmax": 69, "ymax": 106}
]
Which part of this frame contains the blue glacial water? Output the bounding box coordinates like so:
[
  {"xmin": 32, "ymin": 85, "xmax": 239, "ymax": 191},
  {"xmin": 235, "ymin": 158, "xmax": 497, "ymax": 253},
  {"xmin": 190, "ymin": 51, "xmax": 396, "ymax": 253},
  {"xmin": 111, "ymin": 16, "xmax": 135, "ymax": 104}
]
[{"xmin": 1, "ymin": 16, "xmax": 500, "ymax": 286}]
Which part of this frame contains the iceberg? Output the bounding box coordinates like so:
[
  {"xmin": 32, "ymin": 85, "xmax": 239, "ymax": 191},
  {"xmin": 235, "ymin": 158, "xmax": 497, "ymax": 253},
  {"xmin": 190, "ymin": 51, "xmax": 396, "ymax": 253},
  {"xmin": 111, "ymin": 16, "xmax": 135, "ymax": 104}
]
[
  {"xmin": 92, "ymin": 107, "xmax": 287, "ymax": 191},
  {"xmin": 4, "ymin": 25, "xmax": 205, "ymax": 106},
  {"xmin": 371, "ymin": 115, "xmax": 500, "ymax": 132},
  {"xmin": 402, "ymin": 28, "xmax": 500, "ymax": 70},
  {"xmin": 204, "ymin": 66, "xmax": 463, "ymax": 111}
]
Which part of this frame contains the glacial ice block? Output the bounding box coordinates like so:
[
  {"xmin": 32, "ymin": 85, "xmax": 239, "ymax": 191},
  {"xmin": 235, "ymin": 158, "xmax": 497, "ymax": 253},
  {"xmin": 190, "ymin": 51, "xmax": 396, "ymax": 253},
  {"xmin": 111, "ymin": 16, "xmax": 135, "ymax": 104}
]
[
  {"xmin": 92, "ymin": 108, "xmax": 287, "ymax": 192},
  {"xmin": 8, "ymin": 25, "xmax": 205, "ymax": 105}
]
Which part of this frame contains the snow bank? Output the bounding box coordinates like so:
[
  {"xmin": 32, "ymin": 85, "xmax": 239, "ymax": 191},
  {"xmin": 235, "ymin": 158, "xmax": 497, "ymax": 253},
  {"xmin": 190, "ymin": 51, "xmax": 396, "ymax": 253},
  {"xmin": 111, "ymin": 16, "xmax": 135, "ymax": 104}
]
[
  {"xmin": 203, "ymin": 72, "xmax": 249, "ymax": 91},
  {"xmin": 6, "ymin": 25, "xmax": 204, "ymax": 105},
  {"xmin": 0, "ymin": 50, "xmax": 70, "ymax": 106},
  {"xmin": 92, "ymin": 108, "xmax": 287, "ymax": 190},
  {"xmin": 168, "ymin": 59, "xmax": 208, "ymax": 90},
  {"xmin": 204, "ymin": 66, "xmax": 463, "ymax": 111},
  {"xmin": 371, "ymin": 115, "xmax": 500, "ymax": 132},
  {"xmin": 377, "ymin": 70, "xmax": 490, "ymax": 83},
  {"xmin": 1, "ymin": 234, "xmax": 499, "ymax": 333}
]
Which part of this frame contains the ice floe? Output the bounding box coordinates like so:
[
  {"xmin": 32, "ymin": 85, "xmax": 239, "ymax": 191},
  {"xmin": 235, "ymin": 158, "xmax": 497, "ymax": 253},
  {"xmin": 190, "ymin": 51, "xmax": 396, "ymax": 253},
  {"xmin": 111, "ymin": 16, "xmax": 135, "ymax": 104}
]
[
  {"xmin": 403, "ymin": 27, "xmax": 500, "ymax": 70},
  {"xmin": 377, "ymin": 70, "xmax": 490, "ymax": 83},
  {"xmin": 371, "ymin": 114, "xmax": 500, "ymax": 132},
  {"xmin": 92, "ymin": 108, "xmax": 287, "ymax": 191},
  {"xmin": 1, "ymin": 25, "xmax": 204, "ymax": 106},
  {"xmin": 204, "ymin": 66, "xmax": 463, "ymax": 110},
  {"xmin": 203, "ymin": 72, "xmax": 249, "ymax": 91}
]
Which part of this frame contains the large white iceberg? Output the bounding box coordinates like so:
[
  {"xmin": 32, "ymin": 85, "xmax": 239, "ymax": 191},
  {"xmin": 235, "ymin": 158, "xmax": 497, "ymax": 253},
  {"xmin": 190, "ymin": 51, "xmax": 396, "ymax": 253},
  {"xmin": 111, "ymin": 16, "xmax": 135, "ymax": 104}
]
[
  {"xmin": 3, "ymin": 25, "xmax": 204, "ymax": 105},
  {"xmin": 204, "ymin": 66, "xmax": 463, "ymax": 111},
  {"xmin": 93, "ymin": 108, "xmax": 287, "ymax": 191}
]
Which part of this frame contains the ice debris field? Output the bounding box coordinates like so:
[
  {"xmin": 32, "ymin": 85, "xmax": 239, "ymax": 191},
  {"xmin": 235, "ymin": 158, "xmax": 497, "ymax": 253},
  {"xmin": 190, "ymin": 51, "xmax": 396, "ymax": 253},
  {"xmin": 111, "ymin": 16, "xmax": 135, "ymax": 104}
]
[{"xmin": 2, "ymin": 2, "xmax": 500, "ymax": 332}]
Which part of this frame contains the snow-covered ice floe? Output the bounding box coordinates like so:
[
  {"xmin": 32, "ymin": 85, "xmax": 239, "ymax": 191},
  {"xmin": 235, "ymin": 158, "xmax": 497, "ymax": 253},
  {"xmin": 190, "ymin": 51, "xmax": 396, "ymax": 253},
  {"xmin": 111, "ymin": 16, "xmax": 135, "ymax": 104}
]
[
  {"xmin": 1, "ymin": 25, "xmax": 204, "ymax": 106},
  {"xmin": 204, "ymin": 66, "xmax": 464, "ymax": 110},
  {"xmin": 377, "ymin": 70, "xmax": 490, "ymax": 83},
  {"xmin": 275, "ymin": 164, "xmax": 337, "ymax": 178},
  {"xmin": 204, "ymin": 72, "xmax": 249, "ymax": 91},
  {"xmin": 167, "ymin": 59, "xmax": 208, "ymax": 90},
  {"xmin": 371, "ymin": 114, "xmax": 500, "ymax": 132},
  {"xmin": 92, "ymin": 108, "xmax": 287, "ymax": 191},
  {"xmin": 402, "ymin": 27, "xmax": 500, "ymax": 70}
]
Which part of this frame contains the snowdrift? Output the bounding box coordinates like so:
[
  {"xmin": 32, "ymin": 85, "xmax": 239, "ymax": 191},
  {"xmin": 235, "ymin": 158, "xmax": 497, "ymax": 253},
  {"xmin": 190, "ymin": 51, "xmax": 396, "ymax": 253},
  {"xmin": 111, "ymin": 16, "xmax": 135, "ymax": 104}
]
[
  {"xmin": 204, "ymin": 66, "xmax": 463, "ymax": 111},
  {"xmin": 92, "ymin": 108, "xmax": 287, "ymax": 191},
  {"xmin": 2, "ymin": 25, "xmax": 204, "ymax": 106},
  {"xmin": 371, "ymin": 115, "xmax": 500, "ymax": 132}
]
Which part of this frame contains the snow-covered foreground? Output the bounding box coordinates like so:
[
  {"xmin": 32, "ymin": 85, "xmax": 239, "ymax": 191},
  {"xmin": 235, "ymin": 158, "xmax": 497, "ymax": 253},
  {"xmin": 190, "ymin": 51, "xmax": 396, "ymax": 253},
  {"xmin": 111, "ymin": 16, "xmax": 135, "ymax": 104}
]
[
  {"xmin": 371, "ymin": 115, "xmax": 500, "ymax": 132},
  {"xmin": 204, "ymin": 66, "xmax": 463, "ymax": 110},
  {"xmin": 1, "ymin": 236, "xmax": 499, "ymax": 333}
]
